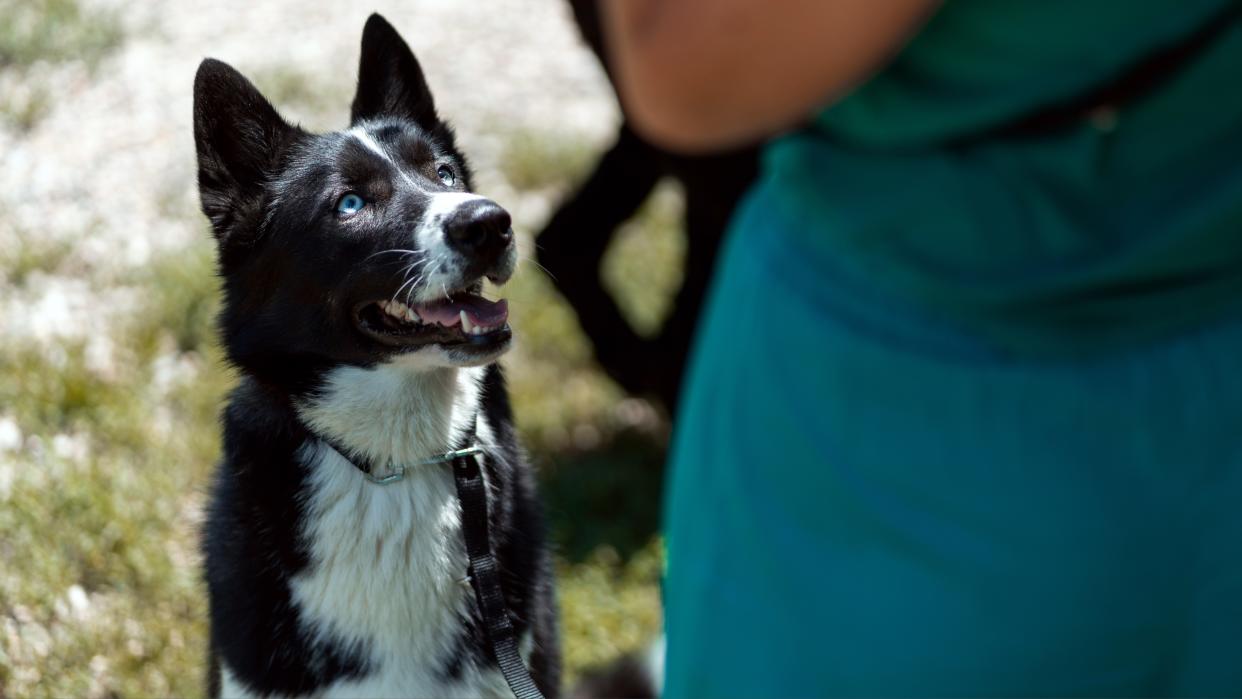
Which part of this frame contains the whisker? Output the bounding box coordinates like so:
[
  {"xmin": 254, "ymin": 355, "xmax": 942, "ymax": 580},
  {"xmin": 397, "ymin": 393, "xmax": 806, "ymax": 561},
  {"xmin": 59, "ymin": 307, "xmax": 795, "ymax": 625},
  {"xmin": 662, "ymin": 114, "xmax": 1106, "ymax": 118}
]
[
  {"xmin": 392, "ymin": 264, "xmax": 433, "ymax": 304},
  {"xmin": 404, "ymin": 260, "xmax": 439, "ymax": 307},
  {"xmin": 396, "ymin": 259, "xmax": 422, "ymax": 279},
  {"xmin": 391, "ymin": 265, "xmax": 430, "ymax": 305},
  {"xmin": 365, "ymin": 248, "xmax": 427, "ymax": 263},
  {"xmin": 404, "ymin": 270, "xmax": 429, "ymax": 307},
  {"xmin": 517, "ymin": 254, "xmax": 557, "ymax": 281},
  {"xmin": 391, "ymin": 275, "xmax": 420, "ymax": 305}
]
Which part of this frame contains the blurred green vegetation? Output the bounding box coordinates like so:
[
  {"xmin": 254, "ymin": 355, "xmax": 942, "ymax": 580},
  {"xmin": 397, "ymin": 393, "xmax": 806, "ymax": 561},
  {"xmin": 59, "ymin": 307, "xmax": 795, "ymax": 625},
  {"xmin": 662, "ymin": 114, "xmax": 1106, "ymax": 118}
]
[
  {"xmin": 0, "ymin": 229, "xmax": 76, "ymax": 288},
  {"xmin": 2, "ymin": 76, "xmax": 679, "ymax": 699},
  {"xmin": 0, "ymin": 85, "xmax": 53, "ymax": 132},
  {"xmin": 602, "ymin": 182, "xmax": 687, "ymax": 337},
  {"xmin": 0, "ymin": 0, "xmax": 125, "ymax": 130},
  {"xmin": 249, "ymin": 66, "xmax": 350, "ymax": 127},
  {"xmin": 498, "ymin": 129, "xmax": 599, "ymax": 193},
  {"xmin": 0, "ymin": 266, "xmax": 232, "ymax": 696},
  {"xmin": 0, "ymin": 0, "xmax": 124, "ymax": 69}
]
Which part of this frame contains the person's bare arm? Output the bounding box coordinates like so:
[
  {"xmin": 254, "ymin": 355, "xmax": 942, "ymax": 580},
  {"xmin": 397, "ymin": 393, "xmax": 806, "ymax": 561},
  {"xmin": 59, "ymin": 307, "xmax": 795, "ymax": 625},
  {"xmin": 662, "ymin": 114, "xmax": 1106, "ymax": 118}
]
[{"xmin": 601, "ymin": 0, "xmax": 940, "ymax": 153}]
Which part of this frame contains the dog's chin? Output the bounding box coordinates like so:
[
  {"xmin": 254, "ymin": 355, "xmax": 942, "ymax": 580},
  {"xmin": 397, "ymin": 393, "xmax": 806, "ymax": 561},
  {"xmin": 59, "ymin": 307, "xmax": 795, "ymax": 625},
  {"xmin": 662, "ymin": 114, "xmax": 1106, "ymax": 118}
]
[{"xmin": 435, "ymin": 338, "xmax": 513, "ymax": 367}]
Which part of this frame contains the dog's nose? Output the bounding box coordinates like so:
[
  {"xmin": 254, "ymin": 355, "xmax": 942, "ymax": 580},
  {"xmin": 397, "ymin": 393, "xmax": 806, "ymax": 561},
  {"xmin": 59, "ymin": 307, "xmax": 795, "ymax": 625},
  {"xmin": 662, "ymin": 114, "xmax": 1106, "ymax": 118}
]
[{"xmin": 444, "ymin": 199, "xmax": 512, "ymax": 259}]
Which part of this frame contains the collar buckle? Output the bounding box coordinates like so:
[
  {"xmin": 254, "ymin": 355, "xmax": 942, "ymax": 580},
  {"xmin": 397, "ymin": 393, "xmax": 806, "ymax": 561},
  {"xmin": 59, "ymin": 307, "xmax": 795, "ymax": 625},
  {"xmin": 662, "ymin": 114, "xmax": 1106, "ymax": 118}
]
[{"xmin": 362, "ymin": 445, "xmax": 484, "ymax": 485}]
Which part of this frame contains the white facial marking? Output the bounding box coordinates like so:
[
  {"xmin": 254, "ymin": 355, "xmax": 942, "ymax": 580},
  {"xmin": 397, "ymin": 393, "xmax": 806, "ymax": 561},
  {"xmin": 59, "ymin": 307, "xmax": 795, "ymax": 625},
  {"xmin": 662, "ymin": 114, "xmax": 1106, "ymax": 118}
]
[
  {"xmin": 413, "ymin": 192, "xmax": 489, "ymax": 304},
  {"xmin": 349, "ymin": 127, "xmax": 421, "ymax": 191}
]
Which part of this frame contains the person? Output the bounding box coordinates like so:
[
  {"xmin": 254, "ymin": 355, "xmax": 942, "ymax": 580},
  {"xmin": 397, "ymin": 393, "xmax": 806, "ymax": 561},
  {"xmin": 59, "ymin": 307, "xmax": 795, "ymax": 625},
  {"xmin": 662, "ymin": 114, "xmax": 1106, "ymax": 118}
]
[{"xmin": 600, "ymin": 0, "xmax": 1242, "ymax": 696}]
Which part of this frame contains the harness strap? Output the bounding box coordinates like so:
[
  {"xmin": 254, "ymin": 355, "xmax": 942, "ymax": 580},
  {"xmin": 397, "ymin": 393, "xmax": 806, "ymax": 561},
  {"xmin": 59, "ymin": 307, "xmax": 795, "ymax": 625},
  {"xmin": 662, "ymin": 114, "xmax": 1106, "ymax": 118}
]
[{"xmin": 452, "ymin": 452, "xmax": 546, "ymax": 699}]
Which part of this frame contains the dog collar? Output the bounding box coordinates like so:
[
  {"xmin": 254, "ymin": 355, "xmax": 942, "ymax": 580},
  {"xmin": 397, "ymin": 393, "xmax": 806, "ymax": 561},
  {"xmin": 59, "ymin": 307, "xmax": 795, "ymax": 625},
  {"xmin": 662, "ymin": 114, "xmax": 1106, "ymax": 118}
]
[
  {"xmin": 311, "ymin": 427, "xmax": 483, "ymax": 485},
  {"xmin": 361, "ymin": 445, "xmax": 484, "ymax": 485}
]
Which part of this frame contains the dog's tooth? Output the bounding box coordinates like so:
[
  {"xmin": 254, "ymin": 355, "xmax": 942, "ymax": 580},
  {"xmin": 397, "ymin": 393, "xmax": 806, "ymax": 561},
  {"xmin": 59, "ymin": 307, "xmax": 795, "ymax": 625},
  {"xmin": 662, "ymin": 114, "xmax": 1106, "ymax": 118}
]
[
  {"xmin": 394, "ymin": 303, "xmax": 414, "ymax": 322},
  {"xmin": 460, "ymin": 310, "xmax": 473, "ymax": 334},
  {"xmin": 404, "ymin": 306, "xmax": 420, "ymax": 323}
]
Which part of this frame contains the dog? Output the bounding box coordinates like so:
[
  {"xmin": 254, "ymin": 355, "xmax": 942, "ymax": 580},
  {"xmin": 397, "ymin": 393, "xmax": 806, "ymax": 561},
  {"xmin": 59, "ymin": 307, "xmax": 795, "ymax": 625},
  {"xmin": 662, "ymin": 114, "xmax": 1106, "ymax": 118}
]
[{"xmin": 193, "ymin": 14, "xmax": 560, "ymax": 698}]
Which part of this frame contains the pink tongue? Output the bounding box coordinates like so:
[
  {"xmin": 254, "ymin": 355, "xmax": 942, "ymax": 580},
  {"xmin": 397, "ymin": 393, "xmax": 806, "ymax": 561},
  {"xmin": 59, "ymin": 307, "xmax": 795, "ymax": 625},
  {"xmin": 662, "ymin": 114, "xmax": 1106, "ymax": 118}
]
[{"xmin": 415, "ymin": 296, "xmax": 509, "ymax": 327}]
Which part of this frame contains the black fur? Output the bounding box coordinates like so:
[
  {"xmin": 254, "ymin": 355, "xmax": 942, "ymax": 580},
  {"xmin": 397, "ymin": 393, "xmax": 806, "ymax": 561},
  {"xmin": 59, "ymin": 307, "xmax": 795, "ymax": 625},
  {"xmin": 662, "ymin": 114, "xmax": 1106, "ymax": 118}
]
[{"xmin": 195, "ymin": 14, "xmax": 559, "ymax": 697}]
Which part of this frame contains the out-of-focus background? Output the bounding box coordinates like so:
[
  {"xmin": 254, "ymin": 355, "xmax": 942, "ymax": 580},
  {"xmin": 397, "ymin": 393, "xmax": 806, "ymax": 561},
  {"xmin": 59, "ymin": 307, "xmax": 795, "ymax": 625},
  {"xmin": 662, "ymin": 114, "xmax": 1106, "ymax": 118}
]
[{"xmin": 0, "ymin": 0, "xmax": 684, "ymax": 695}]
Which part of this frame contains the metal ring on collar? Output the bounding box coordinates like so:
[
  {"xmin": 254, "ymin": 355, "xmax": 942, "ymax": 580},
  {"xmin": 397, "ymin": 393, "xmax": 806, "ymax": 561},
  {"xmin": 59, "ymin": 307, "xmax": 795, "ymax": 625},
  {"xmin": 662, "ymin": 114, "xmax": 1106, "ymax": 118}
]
[{"xmin": 363, "ymin": 445, "xmax": 485, "ymax": 485}]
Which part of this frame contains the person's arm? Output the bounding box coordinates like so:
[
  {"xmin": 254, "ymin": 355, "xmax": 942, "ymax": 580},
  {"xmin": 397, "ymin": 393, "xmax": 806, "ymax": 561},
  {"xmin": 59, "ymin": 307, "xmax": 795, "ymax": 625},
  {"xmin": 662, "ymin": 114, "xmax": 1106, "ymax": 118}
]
[{"xmin": 601, "ymin": 0, "xmax": 940, "ymax": 153}]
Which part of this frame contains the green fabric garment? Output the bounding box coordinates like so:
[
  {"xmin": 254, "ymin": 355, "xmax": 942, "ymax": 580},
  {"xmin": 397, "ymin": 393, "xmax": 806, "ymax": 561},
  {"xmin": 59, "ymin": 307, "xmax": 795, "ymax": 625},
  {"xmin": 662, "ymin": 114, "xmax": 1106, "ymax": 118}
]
[
  {"xmin": 661, "ymin": 2, "xmax": 1242, "ymax": 697},
  {"xmin": 764, "ymin": 0, "xmax": 1242, "ymax": 357},
  {"xmin": 662, "ymin": 196, "xmax": 1242, "ymax": 696}
]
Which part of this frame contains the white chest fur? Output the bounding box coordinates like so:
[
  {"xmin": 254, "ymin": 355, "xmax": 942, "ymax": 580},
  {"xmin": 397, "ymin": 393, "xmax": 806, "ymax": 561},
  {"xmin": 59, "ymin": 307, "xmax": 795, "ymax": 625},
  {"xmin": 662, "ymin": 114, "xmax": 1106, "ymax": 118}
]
[{"xmin": 221, "ymin": 362, "xmax": 509, "ymax": 698}]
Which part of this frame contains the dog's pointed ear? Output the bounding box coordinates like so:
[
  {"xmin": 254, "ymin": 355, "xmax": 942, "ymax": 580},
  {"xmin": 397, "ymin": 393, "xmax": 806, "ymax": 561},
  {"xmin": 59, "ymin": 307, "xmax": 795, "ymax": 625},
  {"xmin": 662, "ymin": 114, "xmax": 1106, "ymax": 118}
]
[
  {"xmin": 194, "ymin": 58, "xmax": 298, "ymax": 247},
  {"xmin": 351, "ymin": 14, "xmax": 437, "ymax": 127}
]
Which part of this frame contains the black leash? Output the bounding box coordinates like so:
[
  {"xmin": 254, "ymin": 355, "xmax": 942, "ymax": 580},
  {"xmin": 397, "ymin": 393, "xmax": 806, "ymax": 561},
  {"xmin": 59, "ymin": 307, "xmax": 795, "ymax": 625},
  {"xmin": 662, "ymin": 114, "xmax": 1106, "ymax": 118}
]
[
  {"xmin": 451, "ymin": 450, "xmax": 546, "ymax": 699},
  {"xmin": 312, "ymin": 426, "xmax": 546, "ymax": 699}
]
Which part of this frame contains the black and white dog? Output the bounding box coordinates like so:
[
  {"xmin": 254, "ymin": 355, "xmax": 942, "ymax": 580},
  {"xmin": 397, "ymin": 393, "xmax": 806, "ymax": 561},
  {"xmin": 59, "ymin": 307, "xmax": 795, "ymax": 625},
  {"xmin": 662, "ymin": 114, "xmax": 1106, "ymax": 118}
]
[{"xmin": 193, "ymin": 14, "xmax": 559, "ymax": 698}]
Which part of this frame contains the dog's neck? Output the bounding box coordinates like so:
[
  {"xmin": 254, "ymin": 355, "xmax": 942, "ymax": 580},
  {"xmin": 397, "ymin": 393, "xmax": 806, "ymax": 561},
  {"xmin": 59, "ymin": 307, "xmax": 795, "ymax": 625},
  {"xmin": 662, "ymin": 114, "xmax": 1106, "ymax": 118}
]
[
  {"xmin": 296, "ymin": 361, "xmax": 484, "ymax": 475},
  {"xmin": 282, "ymin": 361, "xmax": 496, "ymax": 696}
]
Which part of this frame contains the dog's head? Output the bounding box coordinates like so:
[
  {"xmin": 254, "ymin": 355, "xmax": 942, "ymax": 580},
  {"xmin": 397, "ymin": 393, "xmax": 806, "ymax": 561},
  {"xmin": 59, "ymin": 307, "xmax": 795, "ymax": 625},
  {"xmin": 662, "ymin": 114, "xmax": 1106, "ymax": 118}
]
[{"xmin": 194, "ymin": 14, "xmax": 516, "ymax": 386}]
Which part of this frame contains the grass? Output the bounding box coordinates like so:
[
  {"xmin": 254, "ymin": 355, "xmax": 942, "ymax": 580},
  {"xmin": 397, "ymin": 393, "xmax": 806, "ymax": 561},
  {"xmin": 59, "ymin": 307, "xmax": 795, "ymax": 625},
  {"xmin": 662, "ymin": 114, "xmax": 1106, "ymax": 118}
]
[
  {"xmin": 601, "ymin": 180, "xmax": 687, "ymax": 337},
  {"xmin": 1, "ymin": 116, "xmax": 681, "ymax": 693},
  {"xmin": 0, "ymin": 0, "xmax": 124, "ymax": 69},
  {"xmin": 0, "ymin": 0, "xmax": 124, "ymax": 131},
  {"xmin": 0, "ymin": 82, "xmax": 53, "ymax": 132},
  {"xmin": 499, "ymin": 128, "xmax": 600, "ymax": 194},
  {"xmin": 249, "ymin": 66, "xmax": 351, "ymax": 129},
  {"xmin": 0, "ymin": 287, "xmax": 229, "ymax": 697},
  {"xmin": 0, "ymin": 229, "xmax": 77, "ymax": 288}
]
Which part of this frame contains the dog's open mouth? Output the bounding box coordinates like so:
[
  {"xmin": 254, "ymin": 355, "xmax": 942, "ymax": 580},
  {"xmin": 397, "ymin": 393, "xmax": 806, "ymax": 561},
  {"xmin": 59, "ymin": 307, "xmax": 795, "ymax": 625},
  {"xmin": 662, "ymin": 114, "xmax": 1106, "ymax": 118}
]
[{"xmin": 354, "ymin": 293, "xmax": 511, "ymax": 350}]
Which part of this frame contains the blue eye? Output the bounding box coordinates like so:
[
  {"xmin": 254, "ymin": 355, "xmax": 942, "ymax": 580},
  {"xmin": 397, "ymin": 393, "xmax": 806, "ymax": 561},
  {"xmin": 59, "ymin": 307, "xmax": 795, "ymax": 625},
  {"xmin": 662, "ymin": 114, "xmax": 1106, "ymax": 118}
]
[
  {"xmin": 336, "ymin": 193, "xmax": 365, "ymax": 215},
  {"xmin": 436, "ymin": 165, "xmax": 455, "ymax": 187}
]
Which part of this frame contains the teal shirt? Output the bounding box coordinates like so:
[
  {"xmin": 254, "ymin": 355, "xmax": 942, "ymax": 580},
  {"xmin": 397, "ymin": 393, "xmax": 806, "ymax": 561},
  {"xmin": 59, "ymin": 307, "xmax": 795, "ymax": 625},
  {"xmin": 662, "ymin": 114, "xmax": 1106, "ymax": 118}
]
[
  {"xmin": 663, "ymin": 3, "xmax": 1242, "ymax": 696},
  {"xmin": 764, "ymin": 0, "xmax": 1242, "ymax": 356}
]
